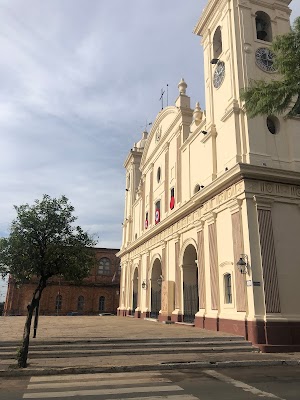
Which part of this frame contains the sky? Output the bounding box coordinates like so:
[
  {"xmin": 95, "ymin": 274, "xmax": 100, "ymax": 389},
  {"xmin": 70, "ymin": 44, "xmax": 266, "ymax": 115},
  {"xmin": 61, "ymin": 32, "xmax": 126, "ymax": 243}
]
[{"xmin": 0, "ymin": 1, "xmax": 299, "ymax": 301}]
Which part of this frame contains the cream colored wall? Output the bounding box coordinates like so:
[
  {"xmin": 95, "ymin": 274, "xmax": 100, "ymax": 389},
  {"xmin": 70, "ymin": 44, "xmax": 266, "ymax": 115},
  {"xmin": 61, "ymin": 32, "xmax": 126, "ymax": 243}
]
[
  {"xmin": 153, "ymin": 152, "xmax": 165, "ymax": 217},
  {"xmin": 215, "ymin": 209, "xmax": 235, "ymax": 315},
  {"xmin": 272, "ymin": 202, "xmax": 300, "ymax": 317},
  {"xmin": 132, "ymin": 198, "xmax": 141, "ymax": 240},
  {"xmin": 143, "ymin": 111, "xmax": 177, "ymax": 164}
]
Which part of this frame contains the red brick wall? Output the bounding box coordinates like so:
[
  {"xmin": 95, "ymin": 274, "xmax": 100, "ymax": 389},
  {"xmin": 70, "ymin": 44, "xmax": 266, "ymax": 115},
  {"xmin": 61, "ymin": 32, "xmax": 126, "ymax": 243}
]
[{"xmin": 4, "ymin": 247, "xmax": 120, "ymax": 316}]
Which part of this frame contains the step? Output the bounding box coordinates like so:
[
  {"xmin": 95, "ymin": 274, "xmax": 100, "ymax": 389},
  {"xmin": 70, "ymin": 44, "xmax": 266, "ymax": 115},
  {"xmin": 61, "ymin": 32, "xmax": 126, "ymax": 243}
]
[
  {"xmin": 0, "ymin": 345, "xmax": 258, "ymax": 360},
  {"xmin": 0, "ymin": 340, "xmax": 253, "ymax": 353},
  {"xmin": 0, "ymin": 336, "xmax": 246, "ymax": 347}
]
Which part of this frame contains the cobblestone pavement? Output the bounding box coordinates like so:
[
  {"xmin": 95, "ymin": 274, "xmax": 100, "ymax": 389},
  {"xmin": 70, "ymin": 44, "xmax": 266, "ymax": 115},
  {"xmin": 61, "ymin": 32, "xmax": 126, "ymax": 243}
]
[{"xmin": 0, "ymin": 315, "xmax": 235, "ymax": 342}]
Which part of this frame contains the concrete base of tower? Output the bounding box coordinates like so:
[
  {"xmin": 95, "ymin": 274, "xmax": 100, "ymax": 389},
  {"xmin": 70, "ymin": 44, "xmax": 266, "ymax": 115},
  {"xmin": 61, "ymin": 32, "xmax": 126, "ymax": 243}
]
[{"xmin": 194, "ymin": 315, "xmax": 300, "ymax": 352}]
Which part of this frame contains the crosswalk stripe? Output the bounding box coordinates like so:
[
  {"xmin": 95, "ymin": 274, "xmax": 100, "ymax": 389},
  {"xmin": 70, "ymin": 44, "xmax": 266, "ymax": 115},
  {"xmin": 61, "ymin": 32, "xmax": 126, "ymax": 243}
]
[
  {"xmin": 27, "ymin": 377, "xmax": 171, "ymax": 390},
  {"xmin": 23, "ymin": 384, "xmax": 184, "ymax": 398},
  {"xmin": 108, "ymin": 396, "xmax": 199, "ymax": 400},
  {"xmin": 29, "ymin": 371, "xmax": 162, "ymax": 383}
]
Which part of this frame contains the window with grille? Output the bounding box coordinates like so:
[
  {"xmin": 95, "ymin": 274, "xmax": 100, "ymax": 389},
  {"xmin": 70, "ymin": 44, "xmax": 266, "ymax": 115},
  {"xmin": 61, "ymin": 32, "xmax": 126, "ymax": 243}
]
[
  {"xmin": 224, "ymin": 274, "xmax": 232, "ymax": 304},
  {"xmin": 98, "ymin": 257, "xmax": 111, "ymax": 275},
  {"xmin": 99, "ymin": 296, "xmax": 105, "ymax": 312}
]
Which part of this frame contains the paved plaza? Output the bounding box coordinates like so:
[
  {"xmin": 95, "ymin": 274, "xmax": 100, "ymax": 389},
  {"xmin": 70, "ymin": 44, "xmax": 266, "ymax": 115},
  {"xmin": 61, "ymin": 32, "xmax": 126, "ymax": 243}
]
[{"xmin": 0, "ymin": 315, "xmax": 234, "ymax": 342}]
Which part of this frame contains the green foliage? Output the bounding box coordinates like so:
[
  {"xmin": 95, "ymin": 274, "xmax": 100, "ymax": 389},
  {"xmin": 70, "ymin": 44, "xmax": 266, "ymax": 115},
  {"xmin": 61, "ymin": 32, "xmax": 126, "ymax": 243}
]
[
  {"xmin": 241, "ymin": 17, "xmax": 300, "ymax": 118},
  {"xmin": 0, "ymin": 194, "xmax": 96, "ymax": 284}
]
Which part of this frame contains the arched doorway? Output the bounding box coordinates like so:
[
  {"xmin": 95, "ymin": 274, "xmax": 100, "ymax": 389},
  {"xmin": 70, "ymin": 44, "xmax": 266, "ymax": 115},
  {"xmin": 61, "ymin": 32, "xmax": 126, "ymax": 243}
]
[
  {"xmin": 132, "ymin": 267, "xmax": 138, "ymax": 315},
  {"xmin": 150, "ymin": 258, "xmax": 162, "ymax": 319},
  {"xmin": 182, "ymin": 244, "xmax": 199, "ymax": 323}
]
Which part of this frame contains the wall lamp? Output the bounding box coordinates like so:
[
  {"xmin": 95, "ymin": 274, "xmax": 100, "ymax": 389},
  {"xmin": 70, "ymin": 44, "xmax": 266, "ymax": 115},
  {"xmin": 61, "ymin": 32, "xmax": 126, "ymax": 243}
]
[
  {"xmin": 201, "ymin": 130, "xmax": 208, "ymax": 135},
  {"xmin": 142, "ymin": 280, "xmax": 147, "ymax": 290},
  {"xmin": 237, "ymin": 254, "xmax": 249, "ymax": 274},
  {"xmin": 211, "ymin": 58, "xmax": 219, "ymax": 65},
  {"xmin": 125, "ymin": 189, "xmax": 129, "ymax": 192}
]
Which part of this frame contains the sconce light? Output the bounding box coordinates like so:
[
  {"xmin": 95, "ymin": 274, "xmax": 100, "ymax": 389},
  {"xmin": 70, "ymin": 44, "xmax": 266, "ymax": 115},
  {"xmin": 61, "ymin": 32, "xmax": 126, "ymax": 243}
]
[
  {"xmin": 142, "ymin": 280, "xmax": 147, "ymax": 290},
  {"xmin": 157, "ymin": 275, "xmax": 164, "ymax": 287},
  {"xmin": 211, "ymin": 58, "xmax": 219, "ymax": 65},
  {"xmin": 237, "ymin": 254, "xmax": 249, "ymax": 274},
  {"xmin": 125, "ymin": 189, "xmax": 129, "ymax": 192},
  {"xmin": 201, "ymin": 130, "xmax": 208, "ymax": 135}
]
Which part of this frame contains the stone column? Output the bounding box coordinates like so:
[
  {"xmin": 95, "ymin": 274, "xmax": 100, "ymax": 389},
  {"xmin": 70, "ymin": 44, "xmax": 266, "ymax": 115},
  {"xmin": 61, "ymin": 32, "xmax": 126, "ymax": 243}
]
[
  {"xmin": 255, "ymin": 199, "xmax": 281, "ymax": 313},
  {"xmin": 208, "ymin": 215, "xmax": 219, "ymax": 310},
  {"xmin": 197, "ymin": 225, "xmax": 206, "ymax": 310},
  {"xmin": 231, "ymin": 200, "xmax": 247, "ymax": 312}
]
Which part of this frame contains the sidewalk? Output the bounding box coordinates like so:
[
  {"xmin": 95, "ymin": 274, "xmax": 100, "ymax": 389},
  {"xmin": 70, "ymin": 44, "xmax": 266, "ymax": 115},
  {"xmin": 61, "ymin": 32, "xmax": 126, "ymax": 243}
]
[{"xmin": 0, "ymin": 316, "xmax": 299, "ymax": 376}]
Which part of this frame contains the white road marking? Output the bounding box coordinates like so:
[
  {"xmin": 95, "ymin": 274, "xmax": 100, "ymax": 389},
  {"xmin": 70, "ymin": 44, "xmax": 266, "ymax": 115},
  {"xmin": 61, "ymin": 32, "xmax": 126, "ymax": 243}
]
[
  {"xmin": 109, "ymin": 396, "xmax": 199, "ymax": 400},
  {"xmin": 204, "ymin": 369, "xmax": 287, "ymax": 399},
  {"xmin": 23, "ymin": 384, "xmax": 184, "ymax": 398},
  {"xmin": 27, "ymin": 376, "xmax": 170, "ymax": 389},
  {"xmin": 29, "ymin": 371, "xmax": 162, "ymax": 383}
]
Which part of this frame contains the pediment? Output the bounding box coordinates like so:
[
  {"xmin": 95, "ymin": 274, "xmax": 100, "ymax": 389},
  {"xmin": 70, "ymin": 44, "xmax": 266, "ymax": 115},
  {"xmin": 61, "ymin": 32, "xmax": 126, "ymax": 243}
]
[{"xmin": 140, "ymin": 106, "xmax": 180, "ymax": 170}]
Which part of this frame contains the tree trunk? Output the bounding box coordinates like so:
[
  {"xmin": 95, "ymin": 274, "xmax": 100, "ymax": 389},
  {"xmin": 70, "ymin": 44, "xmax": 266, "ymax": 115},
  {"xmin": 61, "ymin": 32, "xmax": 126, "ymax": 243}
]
[
  {"xmin": 17, "ymin": 279, "xmax": 46, "ymax": 368},
  {"xmin": 33, "ymin": 299, "xmax": 40, "ymax": 339}
]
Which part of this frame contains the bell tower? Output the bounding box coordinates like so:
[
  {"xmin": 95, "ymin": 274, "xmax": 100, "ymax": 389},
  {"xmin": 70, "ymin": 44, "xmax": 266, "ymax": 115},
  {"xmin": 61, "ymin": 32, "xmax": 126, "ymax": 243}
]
[{"xmin": 194, "ymin": 0, "xmax": 300, "ymax": 174}]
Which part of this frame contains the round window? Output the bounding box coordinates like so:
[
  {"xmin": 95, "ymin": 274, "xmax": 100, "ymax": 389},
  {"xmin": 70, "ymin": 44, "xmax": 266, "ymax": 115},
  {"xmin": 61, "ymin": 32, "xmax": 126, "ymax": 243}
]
[
  {"xmin": 157, "ymin": 167, "xmax": 161, "ymax": 183},
  {"xmin": 267, "ymin": 116, "xmax": 279, "ymax": 134}
]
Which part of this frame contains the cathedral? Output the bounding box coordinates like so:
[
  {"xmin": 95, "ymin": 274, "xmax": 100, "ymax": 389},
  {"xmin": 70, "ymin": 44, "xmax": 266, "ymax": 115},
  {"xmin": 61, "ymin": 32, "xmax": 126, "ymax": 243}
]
[{"xmin": 117, "ymin": 0, "xmax": 300, "ymax": 352}]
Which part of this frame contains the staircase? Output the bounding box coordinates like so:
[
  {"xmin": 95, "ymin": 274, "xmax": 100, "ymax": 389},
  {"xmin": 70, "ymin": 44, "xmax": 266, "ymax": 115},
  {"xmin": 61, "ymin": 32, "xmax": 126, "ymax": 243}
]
[{"xmin": 0, "ymin": 336, "xmax": 259, "ymax": 360}]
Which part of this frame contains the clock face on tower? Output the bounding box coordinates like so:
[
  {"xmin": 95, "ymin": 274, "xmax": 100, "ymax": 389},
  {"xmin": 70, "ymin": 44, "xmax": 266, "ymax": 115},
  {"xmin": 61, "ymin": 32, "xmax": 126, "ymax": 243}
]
[
  {"xmin": 255, "ymin": 48, "xmax": 276, "ymax": 72},
  {"xmin": 213, "ymin": 61, "xmax": 225, "ymax": 89}
]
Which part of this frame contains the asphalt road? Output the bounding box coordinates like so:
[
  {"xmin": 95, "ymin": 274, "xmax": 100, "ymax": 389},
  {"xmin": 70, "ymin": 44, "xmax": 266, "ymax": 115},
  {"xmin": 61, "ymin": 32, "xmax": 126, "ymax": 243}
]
[{"xmin": 1, "ymin": 366, "xmax": 299, "ymax": 400}]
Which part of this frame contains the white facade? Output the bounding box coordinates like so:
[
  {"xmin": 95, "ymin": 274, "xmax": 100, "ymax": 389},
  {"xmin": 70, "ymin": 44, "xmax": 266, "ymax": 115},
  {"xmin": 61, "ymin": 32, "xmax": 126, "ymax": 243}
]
[{"xmin": 117, "ymin": 0, "xmax": 300, "ymax": 351}]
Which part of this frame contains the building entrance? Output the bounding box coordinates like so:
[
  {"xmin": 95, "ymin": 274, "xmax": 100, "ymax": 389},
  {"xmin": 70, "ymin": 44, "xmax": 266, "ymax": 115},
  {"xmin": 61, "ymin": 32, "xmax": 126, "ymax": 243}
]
[
  {"xmin": 182, "ymin": 244, "xmax": 199, "ymax": 323},
  {"xmin": 150, "ymin": 259, "xmax": 162, "ymax": 319}
]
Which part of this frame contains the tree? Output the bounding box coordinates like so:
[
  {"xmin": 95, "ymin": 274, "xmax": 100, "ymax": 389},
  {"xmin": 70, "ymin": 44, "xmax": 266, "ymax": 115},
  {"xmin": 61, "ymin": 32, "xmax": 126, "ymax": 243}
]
[
  {"xmin": 0, "ymin": 195, "xmax": 96, "ymax": 368},
  {"xmin": 241, "ymin": 17, "xmax": 300, "ymax": 118}
]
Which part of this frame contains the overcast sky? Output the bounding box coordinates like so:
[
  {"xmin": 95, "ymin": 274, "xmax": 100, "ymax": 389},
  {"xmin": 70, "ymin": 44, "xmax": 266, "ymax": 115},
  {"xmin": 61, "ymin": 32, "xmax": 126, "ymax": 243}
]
[{"xmin": 0, "ymin": 1, "xmax": 299, "ymax": 300}]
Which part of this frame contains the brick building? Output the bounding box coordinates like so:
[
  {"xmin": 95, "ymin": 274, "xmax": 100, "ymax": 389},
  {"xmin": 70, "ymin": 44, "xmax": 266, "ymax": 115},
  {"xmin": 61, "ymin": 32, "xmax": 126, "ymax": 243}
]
[{"xmin": 3, "ymin": 248, "xmax": 120, "ymax": 316}]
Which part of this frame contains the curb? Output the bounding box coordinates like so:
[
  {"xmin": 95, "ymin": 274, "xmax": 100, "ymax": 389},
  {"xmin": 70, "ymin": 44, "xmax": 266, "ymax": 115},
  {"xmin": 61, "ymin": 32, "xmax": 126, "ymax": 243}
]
[{"xmin": 0, "ymin": 359, "xmax": 299, "ymax": 377}]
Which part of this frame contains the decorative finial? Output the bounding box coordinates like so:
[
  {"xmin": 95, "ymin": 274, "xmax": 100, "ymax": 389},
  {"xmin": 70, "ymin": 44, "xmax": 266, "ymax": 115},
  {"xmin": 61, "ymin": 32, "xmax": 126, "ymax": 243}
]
[
  {"xmin": 178, "ymin": 78, "xmax": 187, "ymax": 95},
  {"xmin": 193, "ymin": 102, "xmax": 203, "ymax": 125}
]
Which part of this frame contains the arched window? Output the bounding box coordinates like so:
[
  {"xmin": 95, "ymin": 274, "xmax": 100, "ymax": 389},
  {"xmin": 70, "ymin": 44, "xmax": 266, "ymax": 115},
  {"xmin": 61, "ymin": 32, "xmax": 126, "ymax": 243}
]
[
  {"xmin": 99, "ymin": 296, "xmax": 105, "ymax": 312},
  {"xmin": 213, "ymin": 26, "xmax": 223, "ymax": 59},
  {"xmin": 224, "ymin": 274, "xmax": 232, "ymax": 304},
  {"xmin": 155, "ymin": 200, "xmax": 161, "ymax": 224},
  {"xmin": 55, "ymin": 295, "xmax": 62, "ymax": 311},
  {"xmin": 256, "ymin": 12, "xmax": 272, "ymax": 42},
  {"xmin": 77, "ymin": 296, "xmax": 84, "ymax": 312},
  {"xmin": 98, "ymin": 257, "xmax": 111, "ymax": 275}
]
